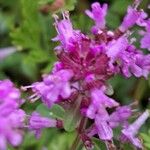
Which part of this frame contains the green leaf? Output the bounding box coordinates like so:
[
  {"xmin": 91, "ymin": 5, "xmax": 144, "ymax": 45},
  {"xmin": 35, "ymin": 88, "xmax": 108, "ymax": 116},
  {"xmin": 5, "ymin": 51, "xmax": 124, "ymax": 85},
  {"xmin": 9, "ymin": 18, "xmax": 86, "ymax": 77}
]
[
  {"xmin": 122, "ymin": 143, "xmax": 134, "ymax": 150},
  {"xmin": 93, "ymin": 138, "xmax": 106, "ymax": 150},
  {"xmin": 141, "ymin": 131, "xmax": 150, "ymax": 149},
  {"xmin": 141, "ymin": 133, "xmax": 150, "ymax": 142},
  {"xmin": 21, "ymin": 60, "xmax": 38, "ymax": 81},
  {"xmin": 49, "ymin": 104, "xmax": 65, "ymax": 119},
  {"xmin": 36, "ymin": 103, "xmax": 50, "ymax": 117},
  {"xmin": 109, "ymin": 0, "xmax": 131, "ymax": 15},
  {"xmin": 39, "ymin": 0, "xmax": 54, "ymax": 5},
  {"xmin": 10, "ymin": 0, "xmax": 51, "ymax": 65},
  {"xmin": 36, "ymin": 103, "xmax": 65, "ymax": 119},
  {"xmin": 73, "ymin": 14, "xmax": 93, "ymax": 33},
  {"xmin": 63, "ymin": 98, "xmax": 82, "ymax": 132},
  {"xmin": 11, "ymin": 0, "xmax": 41, "ymax": 48},
  {"xmin": 144, "ymin": 143, "xmax": 150, "ymax": 149},
  {"xmin": 64, "ymin": 0, "xmax": 77, "ymax": 11},
  {"xmin": 106, "ymin": 12, "xmax": 120, "ymax": 29},
  {"xmin": 48, "ymin": 132, "xmax": 75, "ymax": 150}
]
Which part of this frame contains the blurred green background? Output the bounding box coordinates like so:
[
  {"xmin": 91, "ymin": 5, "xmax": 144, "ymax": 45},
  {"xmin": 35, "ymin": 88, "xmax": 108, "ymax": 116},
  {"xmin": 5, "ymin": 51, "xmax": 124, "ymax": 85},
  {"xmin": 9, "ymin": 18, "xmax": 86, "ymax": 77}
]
[{"xmin": 0, "ymin": 0, "xmax": 150, "ymax": 149}]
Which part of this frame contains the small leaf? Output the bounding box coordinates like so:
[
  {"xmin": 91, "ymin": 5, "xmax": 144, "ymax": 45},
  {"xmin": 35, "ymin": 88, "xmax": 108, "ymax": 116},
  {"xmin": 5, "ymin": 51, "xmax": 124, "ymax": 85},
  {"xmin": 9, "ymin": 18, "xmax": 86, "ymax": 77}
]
[
  {"xmin": 21, "ymin": 60, "xmax": 38, "ymax": 81},
  {"xmin": 36, "ymin": 103, "xmax": 50, "ymax": 117},
  {"xmin": 48, "ymin": 132, "xmax": 75, "ymax": 150},
  {"xmin": 122, "ymin": 143, "xmax": 134, "ymax": 150},
  {"xmin": 36, "ymin": 103, "xmax": 65, "ymax": 119},
  {"xmin": 64, "ymin": 0, "xmax": 77, "ymax": 11},
  {"xmin": 92, "ymin": 137, "xmax": 106, "ymax": 150},
  {"xmin": 49, "ymin": 104, "xmax": 65, "ymax": 119},
  {"xmin": 63, "ymin": 98, "xmax": 82, "ymax": 132},
  {"xmin": 141, "ymin": 133, "xmax": 150, "ymax": 142},
  {"xmin": 39, "ymin": 0, "xmax": 54, "ymax": 5},
  {"xmin": 141, "ymin": 131, "xmax": 150, "ymax": 149},
  {"xmin": 144, "ymin": 143, "xmax": 150, "ymax": 148}
]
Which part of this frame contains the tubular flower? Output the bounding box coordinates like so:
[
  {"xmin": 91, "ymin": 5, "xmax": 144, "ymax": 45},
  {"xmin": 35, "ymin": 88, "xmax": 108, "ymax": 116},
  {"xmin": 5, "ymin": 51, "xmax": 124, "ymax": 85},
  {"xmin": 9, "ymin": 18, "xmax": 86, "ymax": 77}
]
[
  {"xmin": 29, "ymin": 112, "xmax": 57, "ymax": 138},
  {"xmin": 120, "ymin": 110, "xmax": 149, "ymax": 148},
  {"xmin": 52, "ymin": 12, "xmax": 81, "ymax": 52},
  {"xmin": 108, "ymin": 106, "xmax": 132, "ymax": 128},
  {"xmin": 119, "ymin": 5, "xmax": 146, "ymax": 32},
  {"xmin": 24, "ymin": 69, "xmax": 73, "ymax": 108},
  {"xmin": 24, "ymin": 1, "xmax": 150, "ymax": 149},
  {"xmin": 0, "ymin": 80, "xmax": 25, "ymax": 150},
  {"xmin": 85, "ymin": 2, "xmax": 108, "ymax": 34}
]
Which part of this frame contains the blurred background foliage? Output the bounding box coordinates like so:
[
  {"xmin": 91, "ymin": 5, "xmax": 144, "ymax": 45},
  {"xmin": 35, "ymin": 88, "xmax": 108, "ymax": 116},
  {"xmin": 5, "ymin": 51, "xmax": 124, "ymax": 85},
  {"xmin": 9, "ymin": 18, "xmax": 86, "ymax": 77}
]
[{"xmin": 0, "ymin": 0, "xmax": 150, "ymax": 149}]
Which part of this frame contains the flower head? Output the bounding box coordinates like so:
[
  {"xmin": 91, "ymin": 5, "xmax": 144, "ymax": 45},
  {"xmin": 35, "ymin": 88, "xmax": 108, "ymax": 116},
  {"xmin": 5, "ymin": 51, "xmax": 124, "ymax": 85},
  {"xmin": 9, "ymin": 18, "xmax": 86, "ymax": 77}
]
[{"xmin": 25, "ymin": 1, "xmax": 150, "ymax": 148}]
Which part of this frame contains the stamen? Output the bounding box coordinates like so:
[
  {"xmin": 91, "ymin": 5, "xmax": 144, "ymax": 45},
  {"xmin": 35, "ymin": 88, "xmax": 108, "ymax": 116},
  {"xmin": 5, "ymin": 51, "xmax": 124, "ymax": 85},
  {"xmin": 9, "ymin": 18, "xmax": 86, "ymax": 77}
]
[
  {"xmin": 52, "ymin": 14, "xmax": 59, "ymax": 23},
  {"xmin": 28, "ymin": 93, "xmax": 38, "ymax": 99},
  {"xmin": 62, "ymin": 11, "xmax": 70, "ymax": 20},
  {"xmin": 30, "ymin": 96, "xmax": 41, "ymax": 103},
  {"xmin": 21, "ymin": 85, "xmax": 33, "ymax": 91},
  {"xmin": 28, "ymin": 94, "xmax": 40, "ymax": 103},
  {"xmin": 133, "ymin": 0, "xmax": 143, "ymax": 9}
]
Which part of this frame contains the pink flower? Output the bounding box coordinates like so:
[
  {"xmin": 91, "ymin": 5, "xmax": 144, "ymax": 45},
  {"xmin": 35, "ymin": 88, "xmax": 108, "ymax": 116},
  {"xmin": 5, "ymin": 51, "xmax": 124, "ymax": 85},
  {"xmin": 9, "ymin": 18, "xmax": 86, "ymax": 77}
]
[
  {"xmin": 109, "ymin": 106, "xmax": 132, "ymax": 128},
  {"xmin": 53, "ymin": 12, "xmax": 81, "ymax": 51},
  {"xmin": 29, "ymin": 69, "xmax": 73, "ymax": 108},
  {"xmin": 120, "ymin": 110, "xmax": 149, "ymax": 148},
  {"xmin": 86, "ymin": 89, "xmax": 119, "ymax": 140},
  {"xmin": 29, "ymin": 112, "xmax": 56, "ymax": 138},
  {"xmin": 0, "ymin": 80, "xmax": 25, "ymax": 150},
  {"xmin": 119, "ymin": 6, "xmax": 143, "ymax": 32},
  {"xmin": 95, "ymin": 115, "xmax": 113, "ymax": 140},
  {"xmin": 85, "ymin": 2, "xmax": 108, "ymax": 34},
  {"xmin": 106, "ymin": 36, "xmax": 129, "ymax": 61}
]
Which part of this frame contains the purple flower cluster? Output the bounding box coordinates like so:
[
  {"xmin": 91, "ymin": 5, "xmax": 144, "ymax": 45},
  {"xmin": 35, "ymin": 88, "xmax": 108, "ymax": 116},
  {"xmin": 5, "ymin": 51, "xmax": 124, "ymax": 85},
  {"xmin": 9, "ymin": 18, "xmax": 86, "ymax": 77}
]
[
  {"xmin": 24, "ymin": 1, "xmax": 150, "ymax": 149},
  {"xmin": 0, "ymin": 80, "xmax": 25, "ymax": 150}
]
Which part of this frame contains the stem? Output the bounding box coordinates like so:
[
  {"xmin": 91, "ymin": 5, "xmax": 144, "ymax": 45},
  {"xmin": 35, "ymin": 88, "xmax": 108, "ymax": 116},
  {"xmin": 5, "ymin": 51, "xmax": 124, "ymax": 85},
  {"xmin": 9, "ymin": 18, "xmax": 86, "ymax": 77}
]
[
  {"xmin": 70, "ymin": 117, "xmax": 87, "ymax": 150},
  {"xmin": 70, "ymin": 133, "xmax": 80, "ymax": 150}
]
